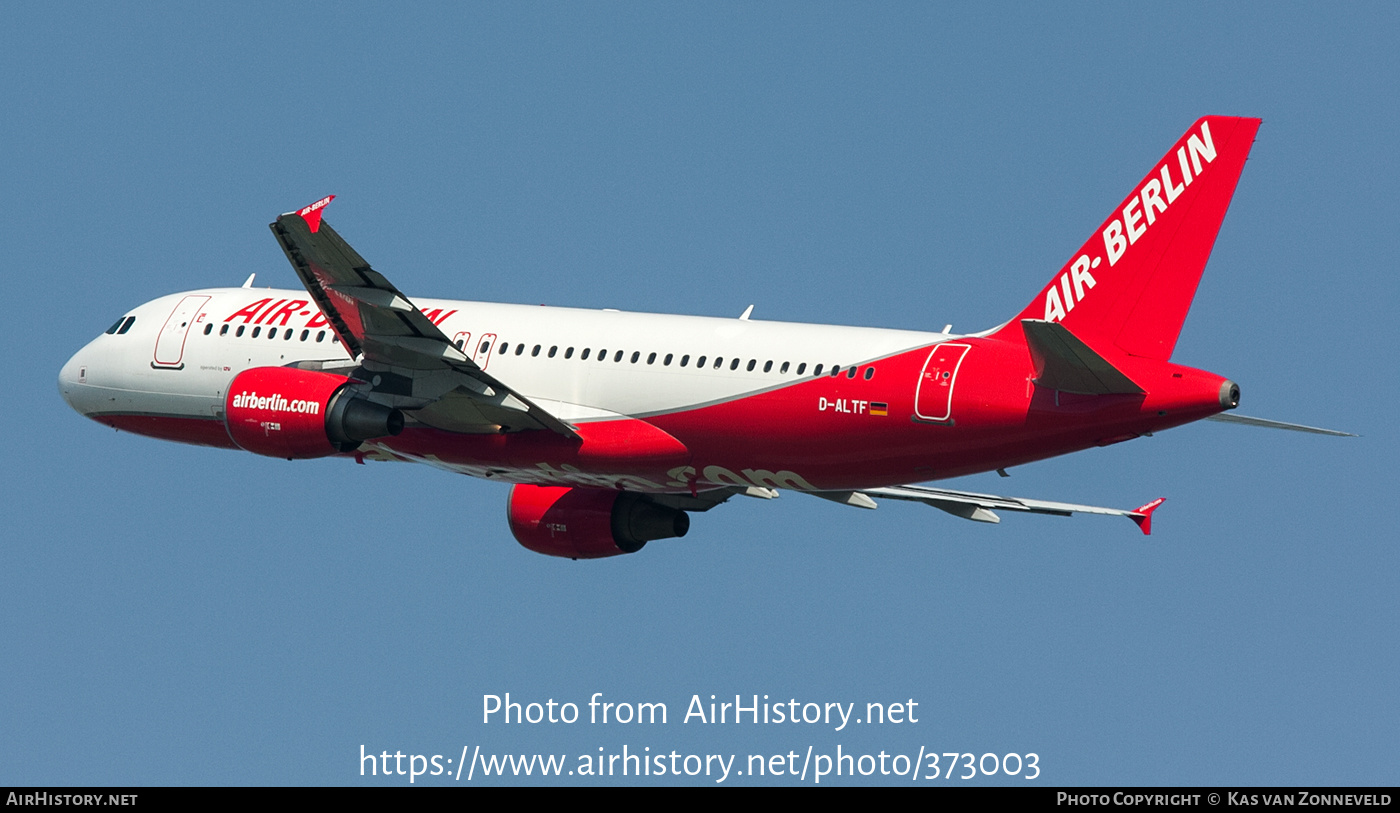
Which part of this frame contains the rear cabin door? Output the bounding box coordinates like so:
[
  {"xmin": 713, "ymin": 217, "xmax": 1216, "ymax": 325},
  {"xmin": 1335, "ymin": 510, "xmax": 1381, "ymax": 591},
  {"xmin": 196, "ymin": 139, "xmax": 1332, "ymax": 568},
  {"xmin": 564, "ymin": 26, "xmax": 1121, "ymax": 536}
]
[{"xmin": 914, "ymin": 343, "xmax": 970, "ymax": 423}]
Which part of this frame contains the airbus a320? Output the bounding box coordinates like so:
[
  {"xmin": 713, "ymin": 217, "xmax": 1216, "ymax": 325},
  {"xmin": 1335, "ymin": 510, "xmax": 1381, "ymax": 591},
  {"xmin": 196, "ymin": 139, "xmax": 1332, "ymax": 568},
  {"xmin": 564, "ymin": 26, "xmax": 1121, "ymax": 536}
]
[{"xmin": 59, "ymin": 116, "xmax": 1348, "ymax": 559}]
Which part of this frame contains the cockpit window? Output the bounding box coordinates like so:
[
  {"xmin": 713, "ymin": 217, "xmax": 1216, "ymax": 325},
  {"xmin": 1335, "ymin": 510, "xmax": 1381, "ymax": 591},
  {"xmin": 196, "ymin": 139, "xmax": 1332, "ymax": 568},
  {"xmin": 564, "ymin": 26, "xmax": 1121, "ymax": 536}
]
[{"xmin": 105, "ymin": 316, "xmax": 135, "ymax": 335}]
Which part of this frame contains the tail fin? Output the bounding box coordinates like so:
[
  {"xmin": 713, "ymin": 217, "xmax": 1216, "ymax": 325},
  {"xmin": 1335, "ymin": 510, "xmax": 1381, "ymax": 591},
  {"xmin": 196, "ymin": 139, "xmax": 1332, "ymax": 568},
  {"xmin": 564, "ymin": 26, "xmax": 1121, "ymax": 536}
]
[{"xmin": 1001, "ymin": 116, "xmax": 1261, "ymax": 360}]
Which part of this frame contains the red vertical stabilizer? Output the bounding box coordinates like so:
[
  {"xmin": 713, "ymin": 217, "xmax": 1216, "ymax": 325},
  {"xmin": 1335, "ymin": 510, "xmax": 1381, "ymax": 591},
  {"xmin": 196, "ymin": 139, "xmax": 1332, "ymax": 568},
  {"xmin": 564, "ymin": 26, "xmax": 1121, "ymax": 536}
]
[{"xmin": 999, "ymin": 117, "xmax": 1261, "ymax": 361}]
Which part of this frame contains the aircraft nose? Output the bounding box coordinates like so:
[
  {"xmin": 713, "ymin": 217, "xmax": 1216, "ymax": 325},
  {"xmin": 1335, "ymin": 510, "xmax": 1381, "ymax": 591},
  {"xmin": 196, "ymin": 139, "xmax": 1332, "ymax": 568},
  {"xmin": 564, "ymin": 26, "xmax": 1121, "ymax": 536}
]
[{"xmin": 58, "ymin": 347, "xmax": 94, "ymax": 416}]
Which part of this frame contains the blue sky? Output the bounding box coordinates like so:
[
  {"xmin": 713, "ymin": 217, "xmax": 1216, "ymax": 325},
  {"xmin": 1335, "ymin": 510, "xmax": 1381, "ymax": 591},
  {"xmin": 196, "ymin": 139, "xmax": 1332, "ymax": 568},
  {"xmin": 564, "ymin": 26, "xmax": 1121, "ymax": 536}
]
[{"xmin": 2, "ymin": 3, "xmax": 1394, "ymax": 785}]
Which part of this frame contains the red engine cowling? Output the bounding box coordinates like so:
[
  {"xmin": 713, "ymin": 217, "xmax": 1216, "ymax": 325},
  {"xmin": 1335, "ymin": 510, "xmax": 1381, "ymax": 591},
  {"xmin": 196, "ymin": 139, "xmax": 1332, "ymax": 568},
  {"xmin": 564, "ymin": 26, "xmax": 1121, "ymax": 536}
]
[
  {"xmin": 507, "ymin": 485, "xmax": 691, "ymax": 559},
  {"xmin": 224, "ymin": 367, "xmax": 404, "ymax": 459}
]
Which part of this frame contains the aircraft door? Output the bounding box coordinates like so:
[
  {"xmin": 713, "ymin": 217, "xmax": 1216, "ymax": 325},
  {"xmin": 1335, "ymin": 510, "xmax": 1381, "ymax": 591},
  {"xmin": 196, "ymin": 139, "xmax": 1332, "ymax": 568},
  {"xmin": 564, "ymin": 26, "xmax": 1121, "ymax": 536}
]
[
  {"xmin": 473, "ymin": 333, "xmax": 497, "ymax": 370},
  {"xmin": 153, "ymin": 295, "xmax": 210, "ymax": 369},
  {"xmin": 914, "ymin": 343, "xmax": 970, "ymax": 423}
]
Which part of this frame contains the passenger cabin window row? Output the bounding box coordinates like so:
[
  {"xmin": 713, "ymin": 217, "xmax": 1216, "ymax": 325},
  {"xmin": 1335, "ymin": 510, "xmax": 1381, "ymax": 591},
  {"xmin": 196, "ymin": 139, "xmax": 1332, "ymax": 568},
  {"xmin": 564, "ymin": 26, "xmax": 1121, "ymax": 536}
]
[
  {"xmin": 197, "ymin": 318, "xmax": 873, "ymax": 379},
  {"xmin": 452, "ymin": 338, "xmax": 877, "ymax": 381},
  {"xmin": 203, "ymin": 323, "xmax": 340, "ymax": 344}
]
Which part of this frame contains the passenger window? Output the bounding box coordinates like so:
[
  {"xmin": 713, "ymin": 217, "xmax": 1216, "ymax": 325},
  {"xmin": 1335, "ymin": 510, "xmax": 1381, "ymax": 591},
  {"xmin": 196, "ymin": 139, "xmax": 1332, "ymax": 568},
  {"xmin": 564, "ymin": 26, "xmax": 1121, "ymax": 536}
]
[
  {"xmin": 647, "ymin": 352, "xmax": 656, "ymax": 365},
  {"xmin": 763, "ymin": 360, "xmax": 773, "ymax": 373},
  {"xmin": 252, "ymin": 326, "xmax": 261, "ymax": 338},
  {"xmin": 480, "ymin": 341, "xmax": 491, "ymax": 354},
  {"xmin": 270, "ymin": 329, "xmax": 279, "ymax": 340},
  {"xmin": 714, "ymin": 357, "xmax": 724, "ymax": 369},
  {"xmin": 284, "ymin": 328, "xmax": 293, "ymax": 339},
  {"xmin": 515, "ymin": 344, "xmax": 525, "ymax": 356},
  {"xmin": 614, "ymin": 350, "xmax": 623, "ymax": 362},
  {"xmin": 864, "ymin": 367, "xmax": 874, "ymax": 380},
  {"xmin": 730, "ymin": 358, "xmax": 740, "ymax": 371},
  {"xmin": 630, "ymin": 351, "xmax": 640, "ymax": 363},
  {"xmin": 780, "ymin": 361, "xmax": 789, "ymax": 373},
  {"xmin": 582, "ymin": 348, "xmax": 591, "ymax": 360},
  {"xmin": 746, "ymin": 359, "xmax": 756, "ymax": 372},
  {"xmin": 565, "ymin": 347, "xmax": 574, "ymax": 359},
  {"xmin": 498, "ymin": 342, "xmax": 509, "ymax": 354},
  {"xmin": 831, "ymin": 365, "xmax": 841, "ymax": 377},
  {"xmin": 680, "ymin": 355, "xmax": 690, "ymax": 367},
  {"xmin": 664, "ymin": 353, "xmax": 673, "ymax": 366},
  {"xmin": 203, "ymin": 324, "xmax": 213, "ymax": 335},
  {"xmin": 532, "ymin": 345, "xmax": 541, "ymax": 357},
  {"xmin": 333, "ymin": 336, "xmax": 340, "ymax": 343},
  {"xmin": 548, "ymin": 346, "xmax": 557, "ymax": 358},
  {"xmin": 237, "ymin": 325, "xmax": 246, "ymax": 337},
  {"xmin": 695, "ymin": 355, "xmax": 705, "ymax": 368},
  {"xmin": 316, "ymin": 331, "xmax": 325, "ymax": 342},
  {"xmin": 300, "ymin": 329, "xmax": 309, "ymax": 341},
  {"xmin": 847, "ymin": 366, "xmax": 857, "ymax": 379},
  {"xmin": 813, "ymin": 364, "xmax": 823, "ymax": 376},
  {"xmin": 597, "ymin": 348, "xmax": 607, "ymax": 361},
  {"xmin": 220, "ymin": 324, "xmax": 229, "ymax": 336},
  {"xmin": 797, "ymin": 363, "xmax": 806, "ymax": 375}
]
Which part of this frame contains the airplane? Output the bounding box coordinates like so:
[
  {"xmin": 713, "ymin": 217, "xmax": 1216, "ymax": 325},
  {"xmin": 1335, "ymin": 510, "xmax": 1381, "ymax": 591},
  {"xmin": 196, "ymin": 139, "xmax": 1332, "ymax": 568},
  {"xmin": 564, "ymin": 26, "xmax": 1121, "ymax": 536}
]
[{"xmin": 58, "ymin": 116, "xmax": 1350, "ymax": 559}]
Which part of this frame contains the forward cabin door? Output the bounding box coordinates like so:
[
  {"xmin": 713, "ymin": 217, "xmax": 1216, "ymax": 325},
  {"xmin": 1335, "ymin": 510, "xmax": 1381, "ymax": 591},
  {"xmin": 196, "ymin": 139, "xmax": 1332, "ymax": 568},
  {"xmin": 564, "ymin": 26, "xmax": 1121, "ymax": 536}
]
[{"xmin": 152, "ymin": 295, "xmax": 210, "ymax": 369}]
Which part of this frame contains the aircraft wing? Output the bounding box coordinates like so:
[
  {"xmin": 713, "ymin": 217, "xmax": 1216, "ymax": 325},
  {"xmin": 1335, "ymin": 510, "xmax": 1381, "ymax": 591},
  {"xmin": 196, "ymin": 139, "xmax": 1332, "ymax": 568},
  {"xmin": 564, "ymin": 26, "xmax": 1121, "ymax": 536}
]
[
  {"xmin": 269, "ymin": 196, "xmax": 578, "ymax": 439},
  {"xmin": 816, "ymin": 484, "xmax": 1165, "ymax": 535}
]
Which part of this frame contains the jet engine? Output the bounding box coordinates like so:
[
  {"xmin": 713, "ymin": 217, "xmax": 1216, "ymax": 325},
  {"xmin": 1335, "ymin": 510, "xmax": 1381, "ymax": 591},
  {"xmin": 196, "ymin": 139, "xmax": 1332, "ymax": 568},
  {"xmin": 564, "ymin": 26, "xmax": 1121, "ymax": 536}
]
[
  {"xmin": 507, "ymin": 485, "xmax": 690, "ymax": 559},
  {"xmin": 224, "ymin": 367, "xmax": 403, "ymax": 459}
]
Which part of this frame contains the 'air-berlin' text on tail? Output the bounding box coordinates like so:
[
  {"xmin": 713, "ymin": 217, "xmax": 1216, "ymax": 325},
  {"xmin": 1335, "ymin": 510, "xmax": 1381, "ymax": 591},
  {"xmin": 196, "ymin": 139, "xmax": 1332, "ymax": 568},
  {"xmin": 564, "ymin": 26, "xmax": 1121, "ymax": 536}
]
[{"xmin": 999, "ymin": 116, "xmax": 1261, "ymax": 361}]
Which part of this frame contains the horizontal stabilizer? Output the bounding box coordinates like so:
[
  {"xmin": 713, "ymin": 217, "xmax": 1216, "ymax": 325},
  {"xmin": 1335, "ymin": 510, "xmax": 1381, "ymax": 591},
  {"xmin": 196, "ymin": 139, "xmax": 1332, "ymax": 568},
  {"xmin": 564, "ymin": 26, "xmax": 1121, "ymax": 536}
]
[
  {"xmin": 1206, "ymin": 413, "xmax": 1356, "ymax": 437},
  {"xmin": 1021, "ymin": 319, "xmax": 1144, "ymax": 395}
]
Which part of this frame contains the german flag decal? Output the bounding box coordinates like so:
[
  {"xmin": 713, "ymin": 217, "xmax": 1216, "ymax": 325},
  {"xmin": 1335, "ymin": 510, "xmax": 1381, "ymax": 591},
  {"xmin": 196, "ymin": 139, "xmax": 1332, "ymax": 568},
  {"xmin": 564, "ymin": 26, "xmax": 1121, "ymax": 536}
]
[{"xmin": 870, "ymin": 402, "xmax": 888, "ymax": 416}]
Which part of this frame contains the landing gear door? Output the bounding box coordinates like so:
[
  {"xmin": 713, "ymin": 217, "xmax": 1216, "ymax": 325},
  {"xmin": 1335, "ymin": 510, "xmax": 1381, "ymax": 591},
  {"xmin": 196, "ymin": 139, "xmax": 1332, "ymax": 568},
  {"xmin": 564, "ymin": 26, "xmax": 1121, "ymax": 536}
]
[
  {"xmin": 153, "ymin": 295, "xmax": 210, "ymax": 369},
  {"xmin": 472, "ymin": 333, "xmax": 497, "ymax": 370},
  {"xmin": 914, "ymin": 343, "xmax": 970, "ymax": 423}
]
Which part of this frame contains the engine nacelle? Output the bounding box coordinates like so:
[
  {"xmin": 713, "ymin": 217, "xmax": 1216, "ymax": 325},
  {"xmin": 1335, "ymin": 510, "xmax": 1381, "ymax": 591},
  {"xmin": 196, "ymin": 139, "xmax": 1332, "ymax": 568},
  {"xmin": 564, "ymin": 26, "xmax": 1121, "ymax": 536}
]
[
  {"xmin": 224, "ymin": 367, "xmax": 404, "ymax": 459},
  {"xmin": 507, "ymin": 485, "xmax": 690, "ymax": 559}
]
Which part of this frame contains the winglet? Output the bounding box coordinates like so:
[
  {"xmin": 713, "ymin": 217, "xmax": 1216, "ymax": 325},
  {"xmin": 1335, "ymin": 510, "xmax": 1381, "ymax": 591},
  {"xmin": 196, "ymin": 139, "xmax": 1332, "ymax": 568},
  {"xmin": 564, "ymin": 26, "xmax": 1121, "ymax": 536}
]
[
  {"xmin": 296, "ymin": 195, "xmax": 336, "ymax": 233},
  {"xmin": 1129, "ymin": 497, "xmax": 1166, "ymax": 535}
]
